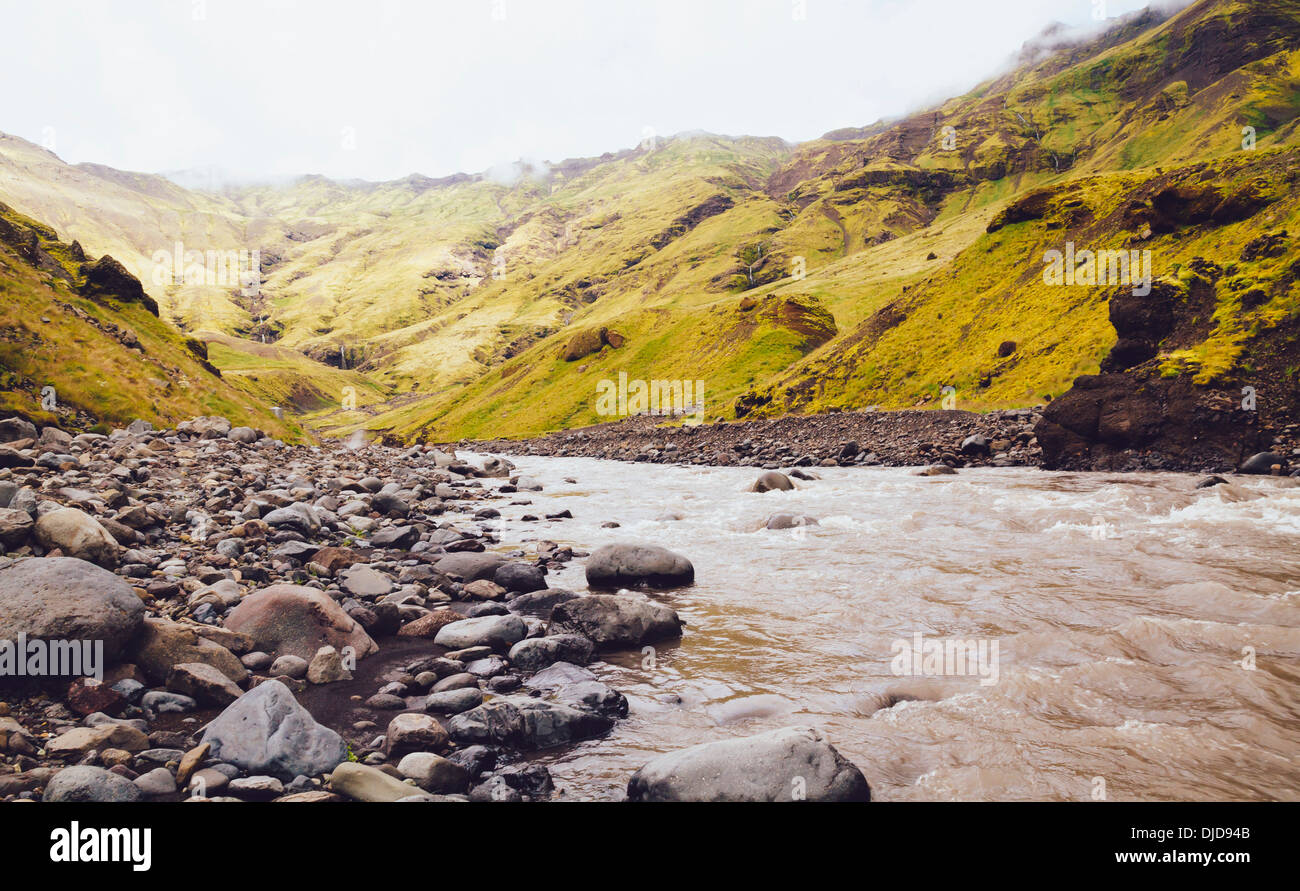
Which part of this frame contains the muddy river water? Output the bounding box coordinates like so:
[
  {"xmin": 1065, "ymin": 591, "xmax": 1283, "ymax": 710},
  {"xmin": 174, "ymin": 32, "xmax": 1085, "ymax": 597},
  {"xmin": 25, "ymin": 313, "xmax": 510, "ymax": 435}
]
[{"xmin": 468, "ymin": 457, "xmax": 1300, "ymax": 801}]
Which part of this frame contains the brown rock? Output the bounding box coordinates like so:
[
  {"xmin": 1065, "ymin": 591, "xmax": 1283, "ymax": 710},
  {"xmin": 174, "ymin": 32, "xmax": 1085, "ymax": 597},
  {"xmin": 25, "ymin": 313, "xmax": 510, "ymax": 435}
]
[
  {"xmin": 66, "ymin": 678, "xmax": 127, "ymax": 717},
  {"xmin": 128, "ymin": 618, "xmax": 250, "ymax": 685},
  {"xmin": 463, "ymin": 579, "xmax": 506, "ymax": 600},
  {"xmin": 176, "ymin": 743, "xmax": 209, "ymax": 788},
  {"xmin": 313, "ymin": 547, "xmax": 364, "ymax": 575},
  {"xmin": 166, "ymin": 662, "xmax": 244, "ymax": 706},
  {"xmin": 274, "ymin": 790, "xmax": 344, "ymax": 802},
  {"xmin": 225, "ymin": 584, "xmax": 378, "ymax": 662},
  {"xmin": 47, "ymin": 723, "xmax": 149, "ymax": 755},
  {"xmin": 397, "ymin": 609, "xmax": 463, "ymax": 639}
]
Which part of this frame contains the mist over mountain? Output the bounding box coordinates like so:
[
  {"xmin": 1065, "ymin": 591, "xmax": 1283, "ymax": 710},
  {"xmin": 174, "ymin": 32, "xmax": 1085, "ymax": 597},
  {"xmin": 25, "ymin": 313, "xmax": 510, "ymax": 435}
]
[{"xmin": 0, "ymin": 0, "xmax": 1296, "ymax": 461}]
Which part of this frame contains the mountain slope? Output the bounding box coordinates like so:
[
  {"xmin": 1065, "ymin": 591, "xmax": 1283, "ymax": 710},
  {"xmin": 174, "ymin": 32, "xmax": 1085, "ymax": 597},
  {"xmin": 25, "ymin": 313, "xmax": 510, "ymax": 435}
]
[
  {"xmin": 0, "ymin": 201, "xmax": 300, "ymax": 436},
  {"xmin": 0, "ymin": 0, "xmax": 1297, "ymax": 448}
]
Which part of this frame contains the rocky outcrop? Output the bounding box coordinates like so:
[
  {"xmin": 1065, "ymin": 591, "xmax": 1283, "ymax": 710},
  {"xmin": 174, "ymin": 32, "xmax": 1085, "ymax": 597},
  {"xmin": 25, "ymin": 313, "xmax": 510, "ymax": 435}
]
[
  {"xmin": 1037, "ymin": 277, "xmax": 1274, "ymax": 472},
  {"xmin": 79, "ymin": 254, "xmax": 160, "ymax": 316},
  {"xmin": 562, "ymin": 326, "xmax": 626, "ymax": 362}
]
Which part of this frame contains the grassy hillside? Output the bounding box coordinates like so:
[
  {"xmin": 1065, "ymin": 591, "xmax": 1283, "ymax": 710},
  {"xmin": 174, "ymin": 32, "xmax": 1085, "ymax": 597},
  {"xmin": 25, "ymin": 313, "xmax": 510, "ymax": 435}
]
[
  {"xmin": 1, "ymin": 0, "xmax": 1297, "ymax": 444},
  {"xmin": 0, "ymin": 202, "xmax": 302, "ymax": 437}
]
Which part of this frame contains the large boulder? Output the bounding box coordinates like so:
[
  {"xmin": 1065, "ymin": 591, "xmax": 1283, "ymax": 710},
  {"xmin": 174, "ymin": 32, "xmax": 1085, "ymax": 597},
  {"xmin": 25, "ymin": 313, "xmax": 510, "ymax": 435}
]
[
  {"xmin": 1240, "ymin": 451, "xmax": 1285, "ymax": 474},
  {"xmin": 128, "ymin": 618, "xmax": 249, "ymax": 685},
  {"xmin": 34, "ymin": 508, "xmax": 121, "ymax": 568},
  {"xmin": 225, "ymin": 584, "xmax": 377, "ymax": 662},
  {"xmin": 0, "ymin": 417, "xmax": 37, "ymax": 443},
  {"xmin": 627, "ymin": 726, "xmax": 871, "ymax": 802},
  {"xmin": 749, "ymin": 471, "xmax": 794, "ymax": 493},
  {"xmin": 434, "ymin": 614, "xmax": 527, "ymax": 653},
  {"xmin": 507, "ymin": 634, "xmax": 593, "ymax": 673},
  {"xmin": 0, "ymin": 557, "xmax": 144, "ymax": 662},
  {"xmin": 549, "ymin": 594, "xmax": 683, "ymax": 650},
  {"xmin": 434, "ymin": 552, "xmax": 505, "ymax": 582},
  {"xmin": 200, "ymin": 680, "xmax": 349, "ymax": 780},
  {"xmin": 446, "ymin": 695, "xmax": 613, "ymax": 750},
  {"xmin": 494, "ymin": 562, "xmax": 546, "ymax": 594},
  {"xmin": 42, "ymin": 766, "xmax": 143, "ymax": 803},
  {"xmin": 584, "ymin": 543, "xmax": 694, "ymax": 588}
]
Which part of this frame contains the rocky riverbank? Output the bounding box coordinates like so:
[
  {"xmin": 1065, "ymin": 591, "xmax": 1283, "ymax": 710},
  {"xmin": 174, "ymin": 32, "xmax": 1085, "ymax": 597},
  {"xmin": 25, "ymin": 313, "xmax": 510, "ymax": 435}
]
[
  {"xmin": 454, "ymin": 407, "xmax": 1045, "ymax": 469},
  {"xmin": 0, "ymin": 414, "xmax": 870, "ymax": 803}
]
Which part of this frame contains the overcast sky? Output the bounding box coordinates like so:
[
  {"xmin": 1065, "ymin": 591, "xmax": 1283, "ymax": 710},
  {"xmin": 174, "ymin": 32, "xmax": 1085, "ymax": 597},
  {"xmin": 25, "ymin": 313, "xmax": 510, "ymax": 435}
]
[{"xmin": 2, "ymin": 0, "xmax": 1159, "ymax": 183}]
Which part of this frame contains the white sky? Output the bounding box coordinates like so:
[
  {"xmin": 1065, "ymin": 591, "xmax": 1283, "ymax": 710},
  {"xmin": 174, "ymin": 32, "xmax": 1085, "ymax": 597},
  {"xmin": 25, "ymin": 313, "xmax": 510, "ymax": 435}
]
[{"xmin": 2, "ymin": 0, "xmax": 1158, "ymax": 182}]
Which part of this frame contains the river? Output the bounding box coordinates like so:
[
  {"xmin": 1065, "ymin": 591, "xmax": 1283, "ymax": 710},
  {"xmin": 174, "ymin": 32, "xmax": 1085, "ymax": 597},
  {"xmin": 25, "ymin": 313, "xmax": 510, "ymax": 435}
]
[{"xmin": 467, "ymin": 457, "xmax": 1300, "ymax": 801}]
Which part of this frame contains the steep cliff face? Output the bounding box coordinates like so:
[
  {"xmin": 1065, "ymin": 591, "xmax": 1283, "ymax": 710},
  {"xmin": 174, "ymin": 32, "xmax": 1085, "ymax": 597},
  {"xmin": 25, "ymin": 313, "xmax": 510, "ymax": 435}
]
[{"xmin": 1035, "ymin": 168, "xmax": 1300, "ymax": 472}]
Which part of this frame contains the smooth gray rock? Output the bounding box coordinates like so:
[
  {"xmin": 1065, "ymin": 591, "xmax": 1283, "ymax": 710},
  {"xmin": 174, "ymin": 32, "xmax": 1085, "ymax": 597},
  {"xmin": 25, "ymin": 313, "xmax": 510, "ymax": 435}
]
[
  {"xmin": 584, "ymin": 543, "xmax": 694, "ymax": 588},
  {"xmin": 424, "ymin": 687, "xmax": 483, "ymax": 714},
  {"xmin": 434, "ymin": 614, "xmax": 527, "ymax": 652},
  {"xmin": 434, "ymin": 552, "xmax": 506, "ymax": 582},
  {"xmin": 524, "ymin": 662, "xmax": 597, "ymax": 690},
  {"xmin": 764, "ymin": 513, "xmax": 819, "ymax": 531},
  {"xmin": 494, "ymin": 562, "xmax": 546, "ymax": 594},
  {"xmin": 554, "ymin": 680, "xmax": 629, "ymax": 718},
  {"xmin": 627, "ymin": 726, "xmax": 871, "ymax": 802},
  {"xmin": 133, "ymin": 767, "xmax": 178, "ymax": 797},
  {"xmin": 0, "ymin": 556, "xmax": 144, "ymax": 661},
  {"xmin": 200, "ymin": 680, "xmax": 349, "ymax": 780},
  {"xmin": 43, "ymin": 766, "xmax": 143, "ymax": 802}
]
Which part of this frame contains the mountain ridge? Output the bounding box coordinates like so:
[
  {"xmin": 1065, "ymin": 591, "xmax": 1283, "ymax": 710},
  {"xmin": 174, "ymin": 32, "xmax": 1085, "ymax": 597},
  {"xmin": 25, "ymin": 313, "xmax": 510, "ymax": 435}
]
[{"xmin": 0, "ymin": 0, "xmax": 1296, "ymax": 456}]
